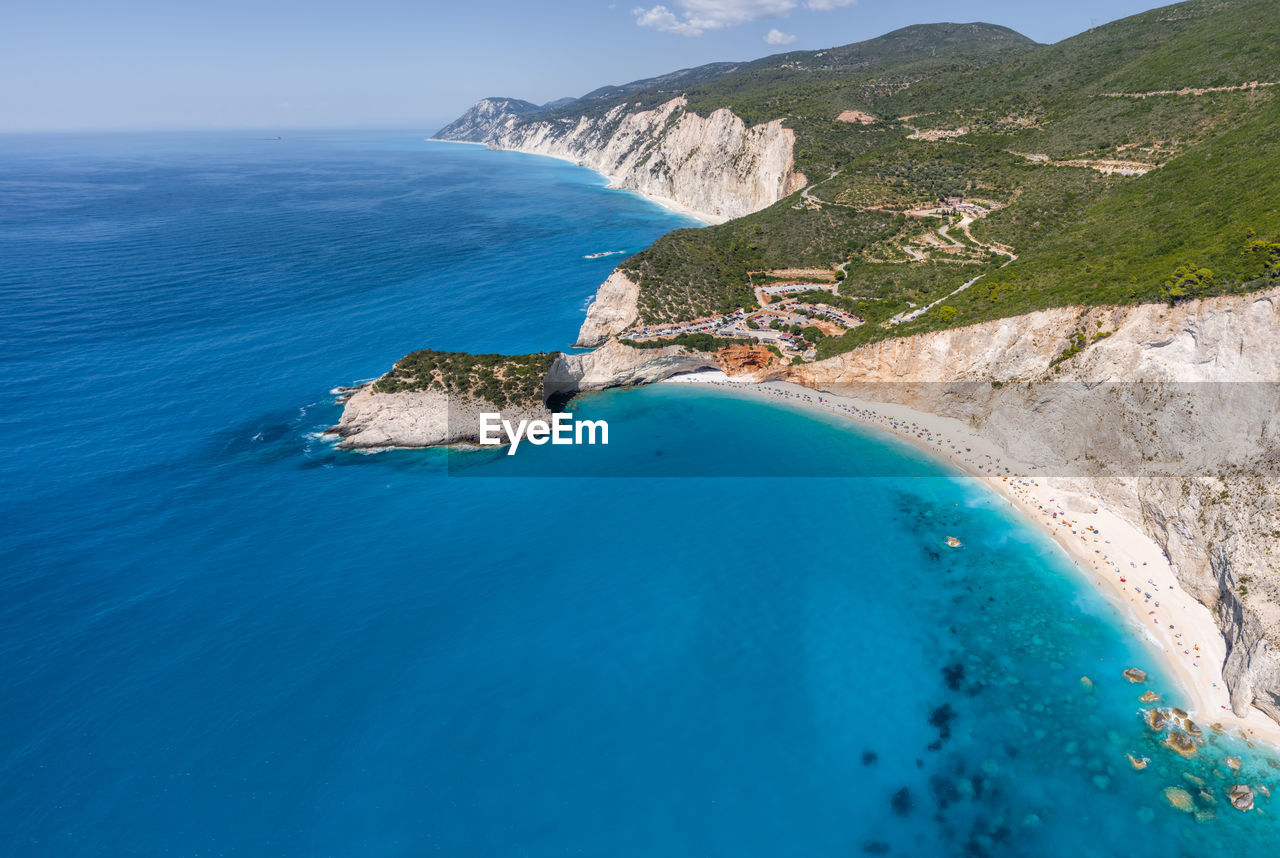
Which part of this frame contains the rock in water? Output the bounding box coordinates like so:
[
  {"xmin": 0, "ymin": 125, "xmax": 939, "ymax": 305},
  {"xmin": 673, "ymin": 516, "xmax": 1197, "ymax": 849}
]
[
  {"xmin": 1226, "ymin": 756, "xmax": 1242, "ymax": 770},
  {"xmin": 1165, "ymin": 731, "xmax": 1199, "ymax": 758},
  {"xmin": 1080, "ymin": 676, "xmax": 1093, "ymax": 689},
  {"xmin": 1229, "ymin": 784, "xmax": 1255, "ymax": 811},
  {"xmin": 1143, "ymin": 709, "xmax": 1169, "ymax": 731},
  {"xmin": 1124, "ymin": 668, "xmax": 1147, "ymax": 683},
  {"xmin": 1163, "ymin": 787, "xmax": 1195, "ymax": 812},
  {"xmin": 1139, "ymin": 690, "xmax": 1161, "ymax": 703},
  {"xmin": 1126, "ymin": 753, "xmax": 1149, "ymax": 771}
]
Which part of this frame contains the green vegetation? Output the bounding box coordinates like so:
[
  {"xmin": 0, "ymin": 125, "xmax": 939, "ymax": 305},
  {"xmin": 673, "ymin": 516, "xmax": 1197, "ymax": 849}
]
[
  {"xmin": 625, "ymin": 202, "xmax": 900, "ymax": 325},
  {"xmin": 618, "ymin": 333, "xmax": 755, "ymax": 351},
  {"xmin": 374, "ymin": 349, "xmax": 558, "ymax": 407}
]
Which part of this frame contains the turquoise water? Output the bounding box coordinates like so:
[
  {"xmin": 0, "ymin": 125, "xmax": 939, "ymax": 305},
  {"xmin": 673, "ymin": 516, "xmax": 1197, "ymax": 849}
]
[{"xmin": 2, "ymin": 131, "xmax": 1278, "ymax": 856}]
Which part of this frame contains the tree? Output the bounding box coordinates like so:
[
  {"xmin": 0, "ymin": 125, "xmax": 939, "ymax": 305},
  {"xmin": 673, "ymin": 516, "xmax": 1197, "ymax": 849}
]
[
  {"xmin": 932, "ymin": 305, "xmax": 958, "ymax": 324},
  {"xmin": 1161, "ymin": 263, "xmax": 1213, "ymax": 306}
]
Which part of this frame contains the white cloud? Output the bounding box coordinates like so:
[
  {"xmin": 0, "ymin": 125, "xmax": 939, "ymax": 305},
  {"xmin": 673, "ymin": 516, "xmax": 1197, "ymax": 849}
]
[
  {"xmin": 764, "ymin": 28, "xmax": 797, "ymax": 45},
  {"xmin": 633, "ymin": 5, "xmax": 699, "ymax": 35},
  {"xmin": 803, "ymin": 0, "xmax": 856, "ymax": 9},
  {"xmin": 633, "ymin": 0, "xmax": 798, "ymax": 36}
]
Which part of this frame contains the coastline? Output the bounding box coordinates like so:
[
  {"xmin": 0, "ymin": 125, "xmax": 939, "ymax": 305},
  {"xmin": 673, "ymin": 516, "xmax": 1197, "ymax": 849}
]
[
  {"xmin": 664, "ymin": 371, "xmax": 1280, "ymax": 749},
  {"xmin": 426, "ymin": 138, "xmax": 717, "ymax": 225}
]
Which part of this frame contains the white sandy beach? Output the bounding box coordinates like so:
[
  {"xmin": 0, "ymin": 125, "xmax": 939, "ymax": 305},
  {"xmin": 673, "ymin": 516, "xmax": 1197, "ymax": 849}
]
[{"xmin": 662, "ymin": 374, "xmax": 1280, "ymax": 748}]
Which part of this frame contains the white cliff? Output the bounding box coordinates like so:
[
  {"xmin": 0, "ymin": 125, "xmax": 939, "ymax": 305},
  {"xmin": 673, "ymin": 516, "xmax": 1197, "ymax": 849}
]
[
  {"xmin": 435, "ymin": 96, "xmax": 805, "ymax": 224},
  {"xmin": 576, "ymin": 270, "xmax": 641, "ymax": 348},
  {"xmin": 324, "ymin": 387, "xmax": 551, "ymax": 450},
  {"xmin": 547, "ymin": 339, "xmax": 718, "ymax": 394}
]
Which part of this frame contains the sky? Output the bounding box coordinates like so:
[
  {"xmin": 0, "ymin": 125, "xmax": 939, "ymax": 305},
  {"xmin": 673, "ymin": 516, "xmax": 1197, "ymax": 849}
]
[{"xmin": 1, "ymin": 0, "xmax": 1171, "ymax": 132}]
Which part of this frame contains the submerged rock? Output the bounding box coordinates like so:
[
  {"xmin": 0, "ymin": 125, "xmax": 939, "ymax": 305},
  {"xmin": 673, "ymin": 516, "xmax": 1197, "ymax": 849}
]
[
  {"xmin": 890, "ymin": 787, "xmax": 913, "ymax": 816},
  {"xmin": 1226, "ymin": 756, "xmax": 1242, "ymax": 770},
  {"xmin": 1080, "ymin": 676, "xmax": 1093, "ymax": 690},
  {"xmin": 1165, "ymin": 731, "xmax": 1199, "ymax": 758},
  {"xmin": 1124, "ymin": 668, "xmax": 1148, "ymax": 683},
  {"xmin": 1164, "ymin": 786, "xmax": 1195, "ymax": 812},
  {"xmin": 1229, "ymin": 784, "xmax": 1255, "ymax": 811}
]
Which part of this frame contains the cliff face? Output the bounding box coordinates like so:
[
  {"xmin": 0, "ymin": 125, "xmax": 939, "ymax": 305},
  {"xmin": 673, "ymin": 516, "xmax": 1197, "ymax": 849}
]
[
  {"xmin": 789, "ymin": 289, "xmax": 1280, "ymax": 722},
  {"xmin": 547, "ymin": 339, "xmax": 716, "ymax": 394},
  {"xmin": 576, "ymin": 271, "xmax": 641, "ymax": 348},
  {"xmin": 434, "ymin": 96, "xmax": 804, "ymax": 224},
  {"xmin": 324, "ymin": 386, "xmax": 550, "ymax": 450}
]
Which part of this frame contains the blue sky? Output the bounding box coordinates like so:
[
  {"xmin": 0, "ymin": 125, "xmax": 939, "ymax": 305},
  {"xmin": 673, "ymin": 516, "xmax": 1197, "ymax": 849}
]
[{"xmin": 1, "ymin": 0, "xmax": 1170, "ymax": 132}]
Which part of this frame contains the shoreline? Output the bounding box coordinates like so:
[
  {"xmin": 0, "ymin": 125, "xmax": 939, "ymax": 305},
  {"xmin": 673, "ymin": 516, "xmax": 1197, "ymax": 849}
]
[
  {"xmin": 663, "ymin": 371, "xmax": 1280, "ymax": 749},
  {"xmin": 426, "ymin": 137, "xmax": 717, "ymax": 225}
]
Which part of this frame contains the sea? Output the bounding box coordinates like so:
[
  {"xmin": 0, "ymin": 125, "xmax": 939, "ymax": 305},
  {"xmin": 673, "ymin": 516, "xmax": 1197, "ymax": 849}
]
[{"xmin": 2, "ymin": 130, "xmax": 1278, "ymax": 856}]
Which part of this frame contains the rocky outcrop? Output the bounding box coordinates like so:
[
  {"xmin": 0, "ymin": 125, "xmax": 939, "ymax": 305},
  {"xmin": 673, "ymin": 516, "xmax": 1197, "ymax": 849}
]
[
  {"xmin": 788, "ymin": 288, "xmax": 1280, "ymax": 725},
  {"xmin": 324, "ymin": 386, "xmax": 550, "ymax": 450},
  {"xmin": 434, "ymin": 96, "xmax": 804, "ymax": 224},
  {"xmin": 715, "ymin": 344, "xmax": 781, "ymax": 377},
  {"xmin": 328, "ymin": 341, "xmax": 716, "ymax": 450},
  {"xmin": 576, "ymin": 271, "xmax": 641, "ymax": 348},
  {"xmin": 546, "ymin": 339, "xmax": 716, "ymax": 395}
]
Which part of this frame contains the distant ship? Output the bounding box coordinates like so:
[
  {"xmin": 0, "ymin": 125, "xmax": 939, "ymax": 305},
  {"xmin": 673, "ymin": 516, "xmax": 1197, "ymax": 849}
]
[{"xmin": 583, "ymin": 250, "xmax": 623, "ymax": 259}]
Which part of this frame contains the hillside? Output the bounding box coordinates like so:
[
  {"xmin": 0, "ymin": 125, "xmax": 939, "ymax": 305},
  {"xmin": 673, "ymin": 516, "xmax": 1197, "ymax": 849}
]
[{"xmin": 435, "ymin": 0, "xmax": 1279, "ymax": 362}]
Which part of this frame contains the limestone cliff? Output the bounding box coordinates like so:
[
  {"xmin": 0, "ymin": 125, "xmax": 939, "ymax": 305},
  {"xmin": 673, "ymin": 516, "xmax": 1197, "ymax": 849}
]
[
  {"xmin": 324, "ymin": 386, "xmax": 550, "ymax": 450},
  {"xmin": 546, "ymin": 339, "xmax": 716, "ymax": 395},
  {"xmin": 434, "ymin": 96, "xmax": 804, "ymax": 224},
  {"xmin": 788, "ymin": 289, "xmax": 1280, "ymax": 723},
  {"xmin": 576, "ymin": 271, "xmax": 641, "ymax": 348}
]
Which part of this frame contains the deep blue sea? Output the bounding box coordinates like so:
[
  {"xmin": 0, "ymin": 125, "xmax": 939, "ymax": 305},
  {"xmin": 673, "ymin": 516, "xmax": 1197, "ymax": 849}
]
[{"xmin": 3, "ymin": 130, "xmax": 1279, "ymax": 857}]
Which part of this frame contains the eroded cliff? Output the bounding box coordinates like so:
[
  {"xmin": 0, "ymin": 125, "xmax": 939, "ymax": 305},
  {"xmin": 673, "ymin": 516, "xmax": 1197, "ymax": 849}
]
[
  {"xmin": 434, "ymin": 96, "xmax": 804, "ymax": 224},
  {"xmin": 576, "ymin": 271, "xmax": 641, "ymax": 348}
]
